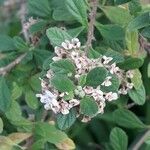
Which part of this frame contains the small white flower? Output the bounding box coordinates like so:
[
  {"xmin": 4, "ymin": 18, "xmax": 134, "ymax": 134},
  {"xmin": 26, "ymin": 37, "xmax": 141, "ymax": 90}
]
[
  {"xmin": 118, "ymin": 87, "xmax": 128, "ymax": 95},
  {"xmin": 102, "ymin": 56, "xmax": 113, "ymax": 65},
  {"xmin": 83, "ymin": 86, "xmax": 94, "ymax": 94},
  {"xmin": 110, "ymin": 63, "xmax": 120, "ymax": 74},
  {"xmin": 97, "ymin": 100, "xmax": 106, "ymax": 114},
  {"xmin": 46, "ymin": 70, "xmax": 53, "ymax": 79},
  {"xmin": 105, "ymin": 92, "xmax": 118, "ymax": 101},
  {"xmin": 81, "ymin": 116, "xmax": 91, "ymax": 122},
  {"xmin": 59, "ymin": 100, "xmax": 70, "ymax": 115},
  {"xmin": 69, "ymin": 99, "xmax": 80, "ymax": 108},
  {"xmin": 126, "ymin": 82, "xmax": 134, "ymax": 89},
  {"xmin": 61, "ymin": 40, "xmax": 73, "ymax": 50},
  {"xmin": 71, "ymin": 38, "xmax": 81, "ymax": 48},
  {"xmin": 126, "ymin": 70, "xmax": 134, "ymax": 78},
  {"xmin": 101, "ymin": 76, "xmax": 112, "ymax": 87}
]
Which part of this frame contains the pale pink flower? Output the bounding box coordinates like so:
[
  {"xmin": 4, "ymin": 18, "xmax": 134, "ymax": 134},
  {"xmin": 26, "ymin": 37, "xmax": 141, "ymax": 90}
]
[
  {"xmin": 110, "ymin": 63, "xmax": 120, "ymax": 74},
  {"xmin": 101, "ymin": 76, "xmax": 112, "ymax": 87},
  {"xmin": 71, "ymin": 38, "xmax": 81, "ymax": 48},
  {"xmin": 102, "ymin": 56, "xmax": 113, "ymax": 65},
  {"xmin": 126, "ymin": 70, "xmax": 134, "ymax": 78},
  {"xmin": 61, "ymin": 40, "xmax": 73, "ymax": 50},
  {"xmin": 105, "ymin": 92, "xmax": 118, "ymax": 101}
]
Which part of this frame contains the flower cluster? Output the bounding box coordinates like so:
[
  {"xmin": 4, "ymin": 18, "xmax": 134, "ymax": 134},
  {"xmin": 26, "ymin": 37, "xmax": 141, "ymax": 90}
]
[{"xmin": 36, "ymin": 38, "xmax": 134, "ymax": 122}]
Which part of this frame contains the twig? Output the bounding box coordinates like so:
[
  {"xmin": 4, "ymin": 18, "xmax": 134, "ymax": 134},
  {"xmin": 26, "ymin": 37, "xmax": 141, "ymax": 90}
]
[
  {"xmin": 126, "ymin": 102, "xmax": 136, "ymax": 109},
  {"xmin": 0, "ymin": 53, "xmax": 27, "ymax": 76},
  {"xmin": 85, "ymin": 0, "xmax": 98, "ymax": 53},
  {"xmin": 131, "ymin": 129, "xmax": 150, "ymax": 150},
  {"xmin": 19, "ymin": 1, "xmax": 30, "ymax": 43}
]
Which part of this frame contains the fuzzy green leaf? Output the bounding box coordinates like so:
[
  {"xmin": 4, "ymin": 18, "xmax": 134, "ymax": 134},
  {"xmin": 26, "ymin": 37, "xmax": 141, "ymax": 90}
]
[
  {"xmin": 50, "ymin": 59, "xmax": 76, "ymax": 75},
  {"xmin": 0, "ymin": 77, "xmax": 11, "ymax": 112},
  {"xmin": 66, "ymin": 0, "xmax": 88, "ymax": 26},
  {"xmin": 86, "ymin": 67, "xmax": 108, "ymax": 87},
  {"xmin": 110, "ymin": 127, "xmax": 128, "ymax": 150},
  {"xmin": 51, "ymin": 75, "xmax": 75, "ymax": 92},
  {"xmin": 80, "ymin": 96, "xmax": 98, "ymax": 117},
  {"xmin": 128, "ymin": 84, "xmax": 146, "ymax": 105},
  {"xmin": 113, "ymin": 109, "xmax": 146, "ymax": 129},
  {"xmin": 127, "ymin": 12, "xmax": 150, "ymax": 31},
  {"xmin": 56, "ymin": 108, "xmax": 77, "ymax": 130},
  {"xmin": 46, "ymin": 27, "xmax": 72, "ymax": 46}
]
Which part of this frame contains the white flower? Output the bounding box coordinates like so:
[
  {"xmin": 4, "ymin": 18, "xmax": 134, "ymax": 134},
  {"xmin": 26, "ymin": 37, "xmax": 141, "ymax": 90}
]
[
  {"xmin": 101, "ymin": 76, "xmax": 112, "ymax": 87},
  {"xmin": 105, "ymin": 92, "xmax": 118, "ymax": 101},
  {"xmin": 97, "ymin": 100, "xmax": 106, "ymax": 114},
  {"xmin": 110, "ymin": 63, "xmax": 120, "ymax": 74},
  {"xmin": 126, "ymin": 82, "xmax": 134, "ymax": 89},
  {"xmin": 83, "ymin": 86, "xmax": 94, "ymax": 94},
  {"xmin": 69, "ymin": 99, "xmax": 80, "ymax": 108},
  {"xmin": 102, "ymin": 56, "xmax": 113, "ymax": 65},
  {"xmin": 59, "ymin": 100, "xmax": 70, "ymax": 115},
  {"xmin": 91, "ymin": 86, "xmax": 105, "ymax": 101},
  {"xmin": 71, "ymin": 38, "xmax": 81, "ymax": 48},
  {"xmin": 81, "ymin": 116, "xmax": 91, "ymax": 122},
  {"xmin": 118, "ymin": 87, "xmax": 128, "ymax": 95},
  {"xmin": 36, "ymin": 90, "xmax": 60, "ymax": 113},
  {"xmin": 61, "ymin": 40, "xmax": 73, "ymax": 50},
  {"xmin": 126, "ymin": 70, "xmax": 134, "ymax": 78},
  {"xmin": 46, "ymin": 70, "xmax": 53, "ymax": 79}
]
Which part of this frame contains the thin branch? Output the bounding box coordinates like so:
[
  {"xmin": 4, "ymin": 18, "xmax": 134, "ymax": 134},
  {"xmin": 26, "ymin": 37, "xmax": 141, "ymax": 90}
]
[
  {"xmin": 0, "ymin": 53, "xmax": 27, "ymax": 76},
  {"xmin": 85, "ymin": 0, "xmax": 98, "ymax": 53},
  {"xmin": 131, "ymin": 129, "xmax": 150, "ymax": 150},
  {"xmin": 126, "ymin": 102, "xmax": 136, "ymax": 109}
]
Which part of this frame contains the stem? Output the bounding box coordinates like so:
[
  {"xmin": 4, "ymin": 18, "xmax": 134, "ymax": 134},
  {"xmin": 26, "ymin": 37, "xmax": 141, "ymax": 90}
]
[
  {"xmin": 85, "ymin": 0, "xmax": 98, "ymax": 53},
  {"xmin": 131, "ymin": 129, "xmax": 150, "ymax": 150},
  {"xmin": 0, "ymin": 53, "xmax": 27, "ymax": 76}
]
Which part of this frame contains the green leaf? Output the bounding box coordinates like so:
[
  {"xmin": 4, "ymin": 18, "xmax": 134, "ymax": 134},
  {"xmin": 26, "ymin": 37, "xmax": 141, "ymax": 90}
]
[
  {"xmin": 118, "ymin": 57, "xmax": 143, "ymax": 70},
  {"xmin": 131, "ymin": 69, "xmax": 142, "ymax": 89},
  {"xmin": 79, "ymin": 74, "xmax": 87, "ymax": 87},
  {"xmin": 0, "ymin": 77, "xmax": 11, "ymax": 112},
  {"xmin": 101, "ymin": 74, "xmax": 120, "ymax": 92},
  {"xmin": 86, "ymin": 67, "xmax": 108, "ymax": 87},
  {"xmin": 80, "ymin": 96, "xmax": 98, "ymax": 117},
  {"xmin": 113, "ymin": 109, "xmax": 146, "ymax": 129},
  {"xmin": 128, "ymin": 84, "xmax": 146, "ymax": 105},
  {"xmin": 101, "ymin": 6, "xmax": 132, "ymax": 26},
  {"xmin": 141, "ymin": 26, "xmax": 150, "ymax": 38},
  {"xmin": 29, "ymin": 74, "xmax": 41, "ymax": 92},
  {"xmin": 28, "ymin": 0, "xmax": 51, "ymax": 18},
  {"xmin": 34, "ymin": 122, "xmax": 68, "ymax": 144},
  {"xmin": 52, "ymin": 0, "xmax": 75, "ymax": 21},
  {"xmin": 129, "ymin": 0, "xmax": 142, "ymax": 15},
  {"xmin": 96, "ymin": 23, "xmax": 125, "ymax": 41},
  {"xmin": 46, "ymin": 27, "xmax": 72, "ymax": 46},
  {"xmin": 114, "ymin": 0, "xmax": 131, "ymax": 5},
  {"xmin": 0, "ymin": 117, "xmax": 3, "ymax": 134},
  {"xmin": 56, "ymin": 108, "xmax": 77, "ymax": 130},
  {"xmin": 51, "ymin": 75, "xmax": 75, "ymax": 92},
  {"xmin": 33, "ymin": 49, "xmax": 52, "ymax": 68},
  {"xmin": 127, "ymin": 12, "xmax": 150, "ymax": 31},
  {"xmin": 110, "ymin": 127, "xmax": 128, "ymax": 150},
  {"xmin": 126, "ymin": 30, "xmax": 139, "ymax": 55},
  {"xmin": 0, "ymin": 35, "xmax": 15, "ymax": 52},
  {"xmin": 66, "ymin": 0, "xmax": 88, "ymax": 26},
  {"xmin": 50, "ymin": 59, "xmax": 76, "ymax": 75},
  {"xmin": 25, "ymin": 90, "xmax": 39, "ymax": 109},
  {"xmin": 13, "ymin": 36, "xmax": 28, "ymax": 51},
  {"xmin": 100, "ymin": 49, "xmax": 124, "ymax": 63},
  {"xmin": 68, "ymin": 26, "xmax": 85, "ymax": 37},
  {"xmin": 11, "ymin": 82, "xmax": 22, "ymax": 100},
  {"xmin": 87, "ymin": 48, "xmax": 101, "ymax": 59},
  {"xmin": 29, "ymin": 20, "xmax": 48, "ymax": 34}
]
